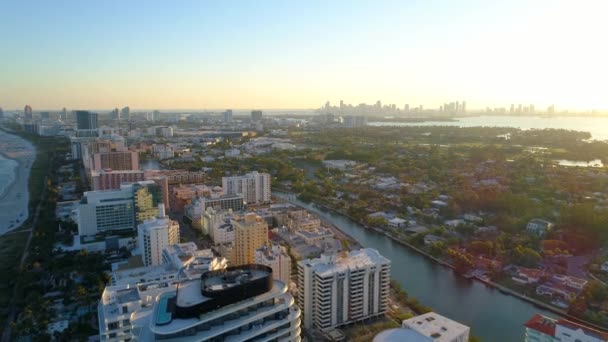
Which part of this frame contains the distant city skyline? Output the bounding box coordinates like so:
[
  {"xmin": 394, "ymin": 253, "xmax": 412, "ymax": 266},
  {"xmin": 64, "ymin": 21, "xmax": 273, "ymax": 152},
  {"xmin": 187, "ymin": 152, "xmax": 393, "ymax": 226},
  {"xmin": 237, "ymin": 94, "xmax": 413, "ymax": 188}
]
[{"xmin": 1, "ymin": 1, "xmax": 606, "ymax": 110}]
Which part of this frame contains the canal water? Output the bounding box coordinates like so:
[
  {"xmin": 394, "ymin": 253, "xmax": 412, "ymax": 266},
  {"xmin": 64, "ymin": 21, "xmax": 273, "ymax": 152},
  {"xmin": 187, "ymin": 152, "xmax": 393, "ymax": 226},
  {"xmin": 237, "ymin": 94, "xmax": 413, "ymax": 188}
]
[{"xmin": 275, "ymin": 192, "xmax": 555, "ymax": 342}]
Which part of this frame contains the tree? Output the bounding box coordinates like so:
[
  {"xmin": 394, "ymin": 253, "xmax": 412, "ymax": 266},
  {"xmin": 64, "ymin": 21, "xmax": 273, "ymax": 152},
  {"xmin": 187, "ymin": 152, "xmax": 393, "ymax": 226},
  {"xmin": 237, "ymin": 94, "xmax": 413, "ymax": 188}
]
[{"xmin": 511, "ymin": 245, "xmax": 541, "ymax": 267}]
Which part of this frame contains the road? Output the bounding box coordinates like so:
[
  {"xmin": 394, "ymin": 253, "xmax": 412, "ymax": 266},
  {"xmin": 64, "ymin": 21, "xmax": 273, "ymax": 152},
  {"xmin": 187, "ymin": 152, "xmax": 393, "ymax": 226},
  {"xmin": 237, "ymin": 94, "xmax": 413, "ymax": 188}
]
[{"xmin": 1, "ymin": 176, "xmax": 47, "ymax": 342}]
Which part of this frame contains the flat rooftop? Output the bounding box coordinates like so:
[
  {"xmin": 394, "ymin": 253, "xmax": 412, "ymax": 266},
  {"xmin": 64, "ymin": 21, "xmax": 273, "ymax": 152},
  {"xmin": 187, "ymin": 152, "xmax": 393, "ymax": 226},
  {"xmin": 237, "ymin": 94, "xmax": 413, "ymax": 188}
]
[
  {"xmin": 402, "ymin": 312, "xmax": 469, "ymax": 342},
  {"xmin": 299, "ymin": 248, "xmax": 390, "ymax": 277}
]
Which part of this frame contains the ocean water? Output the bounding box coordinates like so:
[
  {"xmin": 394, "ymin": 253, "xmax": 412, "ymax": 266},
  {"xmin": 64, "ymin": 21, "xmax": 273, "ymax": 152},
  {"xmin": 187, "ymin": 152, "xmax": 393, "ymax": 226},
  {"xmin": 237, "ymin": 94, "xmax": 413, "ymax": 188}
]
[
  {"xmin": 0, "ymin": 154, "xmax": 17, "ymax": 197},
  {"xmin": 369, "ymin": 115, "xmax": 608, "ymax": 140}
]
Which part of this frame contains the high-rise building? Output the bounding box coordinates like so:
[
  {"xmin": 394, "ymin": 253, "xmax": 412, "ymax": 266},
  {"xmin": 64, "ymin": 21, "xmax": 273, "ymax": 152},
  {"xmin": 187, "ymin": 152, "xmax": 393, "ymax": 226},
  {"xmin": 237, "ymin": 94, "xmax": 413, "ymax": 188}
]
[
  {"xmin": 133, "ymin": 181, "xmax": 163, "ymax": 224},
  {"xmin": 121, "ymin": 106, "xmax": 130, "ymax": 120},
  {"xmin": 297, "ymin": 248, "xmax": 391, "ymax": 330},
  {"xmin": 77, "ymin": 186, "xmax": 136, "ymax": 236},
  {"xmin": 61, "ymin": 107, "xmax": 67, "ymax": 120},
  {"xmin": 0, "ymin": 107, "xmax": 3, "ymax": 119},
  {"xmin": 525, "ymin": 314, "xmax": 608, "ymax": 342},
  {"xmin": 251, "ymin": 110, "xmax": 263, "ymax": 121},
  {"xmin": 126, "ymin": 264, "xmax": 301, "ymax": 341},
  {"xmin": 110, "ymin": 108, "xmax": 120, "ymax": 120},
  {"xmin": 92, "ymin": 151, "xmax": 139, "ymax": 171},
  {"xmin": 255, "ymin": 243, "xmax": 291, "ymax": 286},
  {"xmin": 222, "ymin": 171, "xmax": 271, "ymax": 204},
  {"xmin": 343, "ymin": 115, "xmax": 367, "ymax": 127},
  {"xmin": 223, "ymin": 109, "xmax": 233, "ymax": 123},
  {"xmin": 24, "ymin": 105, "xmax": 33, "ymax": 120},
  {"xmin": 137, "ymin": 204, "xmax": 180, "ymax": 266},
  {"xmin": 77, "ymin": 181, "xmax": 161, "ymax": 236},
  {"xmin": 233, "ymin": 213, "xmax": 268, "ymax": 266},
  {"xmin": 90, "ymin": 169, "xmax": 144, "ymax": 190},
  {"xmin": 76, "ymin": 110, "xmax": 99, "ymax": 130},
  {"xmin": 99, "ymin": 243, "xmax": 229, "ymax": 342},
  {"xmin": 152, "ymin": 110, "xmax": 161, "ymax": 121}
]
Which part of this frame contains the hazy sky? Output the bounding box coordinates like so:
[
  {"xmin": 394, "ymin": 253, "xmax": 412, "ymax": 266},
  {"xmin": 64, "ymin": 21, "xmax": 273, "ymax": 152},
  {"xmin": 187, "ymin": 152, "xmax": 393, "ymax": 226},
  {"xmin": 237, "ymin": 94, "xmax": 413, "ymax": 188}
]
[{"xmin": 1, "ymin": 0, "xmax": 606, "ymax": 110}]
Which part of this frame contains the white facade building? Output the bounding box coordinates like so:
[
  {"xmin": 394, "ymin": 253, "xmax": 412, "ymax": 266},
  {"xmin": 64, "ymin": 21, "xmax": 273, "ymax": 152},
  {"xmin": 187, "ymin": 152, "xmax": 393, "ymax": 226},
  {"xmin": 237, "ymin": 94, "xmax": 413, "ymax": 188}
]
[
  {"xmin": 402, "ymin": 312, "xmax": 470, "ymax": 342},
  {"xmin": 130, "ymin": 265, "xmax": 301, "ymax": 341},
  {"xmin": 77, "ymin": 186, "xmax": 135, "ymax": 236},
  {"xmin": 137, "ymin": 204, "xmax": 180, "ymax": 266},
  {"xmin": 297, "ymin": 248, "xmax": 391, "ymax": 330},
  {"xmin": 255, "ymin": 244, "xmax": 292, "ymax": 287},
  {"xmin": 100, "ymin": 243, "xmax": 227, "ymax": 342},
  {"xmin": 222, "ymin": 171, "xmax": 271, "ymax": 204},
  {"xmin": 152, "ymin": 143, "xmax": 174, "ymax": 160}
]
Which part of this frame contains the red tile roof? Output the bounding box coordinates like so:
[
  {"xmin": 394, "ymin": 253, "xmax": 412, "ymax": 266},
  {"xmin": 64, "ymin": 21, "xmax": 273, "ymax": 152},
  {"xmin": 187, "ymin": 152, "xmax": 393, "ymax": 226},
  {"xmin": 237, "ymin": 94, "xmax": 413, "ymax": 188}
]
[{"xmin": 525, "ymin": 314, "xmax": 556, "ymax": 337}]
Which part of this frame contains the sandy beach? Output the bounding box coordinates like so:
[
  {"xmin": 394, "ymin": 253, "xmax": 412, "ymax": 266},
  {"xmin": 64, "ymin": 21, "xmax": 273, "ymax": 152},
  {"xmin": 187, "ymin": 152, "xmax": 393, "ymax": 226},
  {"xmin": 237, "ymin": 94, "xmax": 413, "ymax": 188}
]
[{"xmin": 0, "ymin": 130, "xmax": 36, "ymax": 235}]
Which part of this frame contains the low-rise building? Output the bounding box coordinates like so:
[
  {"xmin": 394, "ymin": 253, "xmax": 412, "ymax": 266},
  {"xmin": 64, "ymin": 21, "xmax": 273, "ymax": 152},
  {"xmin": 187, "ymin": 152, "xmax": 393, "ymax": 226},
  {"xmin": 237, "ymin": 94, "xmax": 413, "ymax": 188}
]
[{"xmin": 401, "ymin": 312, "xmax": 470, "ymax": 342}]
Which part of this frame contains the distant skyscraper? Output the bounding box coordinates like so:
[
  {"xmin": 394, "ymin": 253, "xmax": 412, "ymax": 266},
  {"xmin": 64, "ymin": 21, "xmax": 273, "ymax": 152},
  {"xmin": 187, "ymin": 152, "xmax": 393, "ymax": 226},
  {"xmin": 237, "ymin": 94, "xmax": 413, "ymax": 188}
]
[
  {"xmin": 462, "ymin": 101, "xmax": 466, "ymax": 113},
  {"xmin": 510, "ymin": 104, "xmax": 515, "ymax": 113},
  {"xmin": 76, "ymin": 110, "xmax": 98, "ymax": 130},
  {"xmin": 518, "ymin": 104, "xmax": 522, "ymax": 113},
  {"xmin": 62, "ymin": 107, "xmax": 67, "ymax": 120},
  {"xmin": 152, "ymin": 110, "xmax": 161, "ymax": 121},
  {"xmin": 547, "ymin": 105, "xmax": 555, "ymax": 114},
  {"xmin": 24, "ymin": 105, "xmax": 33, "ymax": 120},
  {"xmin": 121, "ymin": 106, "xmax": 130, "ymax": 120},
  {"xmin": 530, "ymin": 104, "xmax": 535, "ymax": 113},
  {"xmin": 251, "ymin": 110, "xmax": 263, "ymax": 121},
  {"xmin": 110, "ymin": 108, "xmax": 120, "ymax": 120},
  {"xmin": 223, "ymin": 109, "xmax": 233, "ymax": 123},
  {"xmin": 0, "ymin": 107, "xmax": 4, "ymax": 119},
  {"xmin": 404, "ymin": 104, "xmax": 410, "ymax": 112}
]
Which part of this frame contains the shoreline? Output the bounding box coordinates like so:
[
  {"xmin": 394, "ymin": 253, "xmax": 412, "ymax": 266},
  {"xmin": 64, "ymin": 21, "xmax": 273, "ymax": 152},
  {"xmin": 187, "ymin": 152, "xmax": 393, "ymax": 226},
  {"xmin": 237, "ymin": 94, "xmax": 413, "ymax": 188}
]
[
  {"xmin": 273, "ymin": 189, "xmax": 608, "ymax": 333},
  {"xmin": 0, "ymin": 130, "xmax": 35, "ymax": 235}
]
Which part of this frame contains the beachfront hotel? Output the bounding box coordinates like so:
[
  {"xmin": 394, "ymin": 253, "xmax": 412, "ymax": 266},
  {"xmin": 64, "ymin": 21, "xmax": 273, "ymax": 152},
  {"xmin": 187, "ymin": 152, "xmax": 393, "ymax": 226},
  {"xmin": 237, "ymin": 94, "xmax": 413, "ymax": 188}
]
[
  {"xmin": 297, "ymin": 248, "xmax": 391, "ymax": 330},
  {"xmin": 99, "ymin": 242, "xmax": 228, "ymax": 341},
  {"xmin": 99, "ymin": 264, "xmax": 301, "ymax": 341},
  {"xmin": 77, "ymin": 181, "xmax": 164, "ymax": 237}
]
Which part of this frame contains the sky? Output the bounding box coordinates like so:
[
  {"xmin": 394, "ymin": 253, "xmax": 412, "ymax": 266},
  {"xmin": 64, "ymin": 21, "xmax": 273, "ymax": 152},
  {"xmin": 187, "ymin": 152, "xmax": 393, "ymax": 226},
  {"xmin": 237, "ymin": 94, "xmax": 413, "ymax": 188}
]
[{"xmin": 1, "ymin": 0, "xmax": 607, "ymax": 111}]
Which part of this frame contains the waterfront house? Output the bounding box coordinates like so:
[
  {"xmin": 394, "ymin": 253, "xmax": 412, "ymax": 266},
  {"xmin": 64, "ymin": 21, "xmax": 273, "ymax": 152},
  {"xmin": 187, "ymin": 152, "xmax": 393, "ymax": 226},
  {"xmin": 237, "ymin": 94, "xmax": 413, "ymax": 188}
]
[
  {"xmin": 388, "ymin": 217, "xmax": 406, "ymax": 229},
  {"xmin": 512, "ymin": 267, "xmax": 545, "ymax": 285},
  {"xmin": 526, "ymin": 219, "xmax": 554, "ymax": 237},
  {"xmin": 424, "ymin": 234, "xmax": 446, "ymax": 246}
]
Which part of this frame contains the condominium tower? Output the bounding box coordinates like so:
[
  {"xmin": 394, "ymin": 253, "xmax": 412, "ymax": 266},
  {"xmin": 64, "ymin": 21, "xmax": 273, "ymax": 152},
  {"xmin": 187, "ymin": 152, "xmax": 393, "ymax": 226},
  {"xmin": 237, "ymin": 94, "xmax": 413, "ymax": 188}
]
[
  {"xmin": 297, "ymin": 248, "xmax": 391, "ymax": 330},
  {"xmin": 222, "ymin": 171, "xmax": 271, "ymax": 204}
]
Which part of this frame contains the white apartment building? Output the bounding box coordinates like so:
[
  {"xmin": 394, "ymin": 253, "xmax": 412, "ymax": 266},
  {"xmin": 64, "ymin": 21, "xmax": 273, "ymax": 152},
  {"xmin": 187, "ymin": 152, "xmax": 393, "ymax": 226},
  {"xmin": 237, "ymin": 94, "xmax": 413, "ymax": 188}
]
[
  {"xmin": 255, "ymin": 244, "xmax": 292, "ymax": 287},
  {"xmin": 137, "ymin": 204, "xmax": 180, "ymax": 266},
  {"xmin": 297, "ymin": 248, "xmax": 391, "ymax": 330},
  {"xmin": 100, "ymin": 243, "xmax": 227, "ymax": 341},
  {"xmin": 402, "ymin": 312, "xmax": 470, "ymax": 342},
  {"xmin": 152, "ymin": 143, "xmax": 174, "ymax": 160},
  {"xmin": 77, "ymin": 186, "xmax": 135, "ymax": 236},
  {"xmin": 130, "ymin": 265, "xmax": 301, "ymax": 341},
  {"xmin": 222, "ymin": 171, "xmax": 271, "ymax": 204}
]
